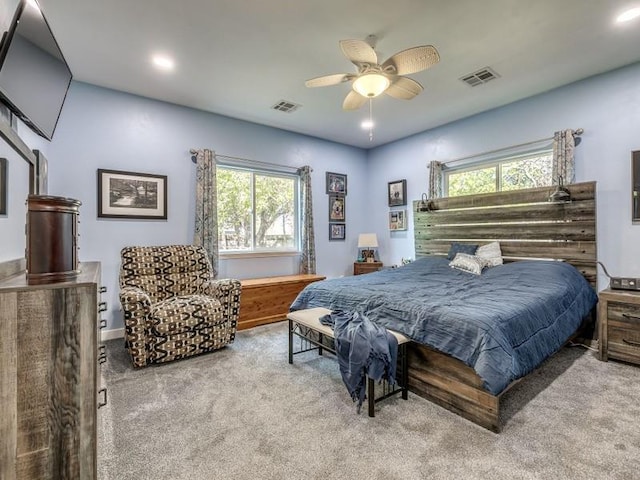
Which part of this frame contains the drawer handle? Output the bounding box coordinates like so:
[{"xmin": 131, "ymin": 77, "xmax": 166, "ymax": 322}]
[
  {"xmin": 99, "ymin": 319, "xmax": 107, "ymax": 329},
  {"xmin": 98, "ymin": 301, "xmax": 108, "ymax": 312},
  {"xmin": 622, "ymin": 313, "xmax": 640, "ymax": 322},
  {"xmin": 622, "ymin": 338, "xmax": 640, "ymax": 347},
  {"xmin": 99, "ymin": 286, "xmax": 107, "ymax": 294},
  {"xmin": 98, "ymin": 388, "xmax": 108, "ymax": 408}
]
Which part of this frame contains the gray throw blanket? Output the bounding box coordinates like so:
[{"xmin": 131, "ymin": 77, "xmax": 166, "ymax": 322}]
[{"xmin": 320, "ymin": 310, "xmax": 398, "ymax": 412}]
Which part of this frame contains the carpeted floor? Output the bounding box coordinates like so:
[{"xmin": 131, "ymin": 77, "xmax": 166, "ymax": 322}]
[{"xmin": 98, "ymin": 322, "xmax": 640, "ymax": 480}]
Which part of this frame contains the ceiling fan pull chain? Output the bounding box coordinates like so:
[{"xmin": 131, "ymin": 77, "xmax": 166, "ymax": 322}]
[{"xmin": 369, "ymin": 98, "xmax": 374, "ymax": 142}]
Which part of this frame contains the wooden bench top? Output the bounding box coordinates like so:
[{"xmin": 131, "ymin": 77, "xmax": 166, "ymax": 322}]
[
  {"xmin": 287, "ymin": 307, "xmax": 409, "ymax": 344},
  {"xmin": 241, "ymin": 274, "xmax": 325, "ymax": 288}
]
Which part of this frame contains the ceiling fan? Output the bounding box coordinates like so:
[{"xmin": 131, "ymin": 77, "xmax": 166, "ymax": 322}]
[{"xmin": 305, "ymin": 35, "xmax": 440, "ymax": 110}]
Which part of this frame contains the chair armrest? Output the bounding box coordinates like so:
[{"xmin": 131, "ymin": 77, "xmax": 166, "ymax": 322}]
[
  {"xmin": 200, "ymin": 278, "xmax": 242, "ymax": 330},
  {"xmin": 119, "ymin": 286, "xmax": 152, "ymax": 367}
]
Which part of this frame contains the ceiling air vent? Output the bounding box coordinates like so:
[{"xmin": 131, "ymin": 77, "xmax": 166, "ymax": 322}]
[
  {"xmin": 460, "ymin": 67, "xmax": 500, "ymax": 87},
  {"xmin": 271, "ymin": 100, "xmax": 301, "ymax": 113}
]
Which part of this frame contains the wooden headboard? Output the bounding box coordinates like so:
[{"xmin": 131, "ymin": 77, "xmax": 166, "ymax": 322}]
[{"xmin": 413, "ymin": 181, "xmax": 597, "ymax": 288}]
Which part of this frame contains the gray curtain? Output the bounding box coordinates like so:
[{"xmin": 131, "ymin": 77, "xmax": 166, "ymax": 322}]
[
  {"xmin": 428, "ymin": 160, "xmax": 443, "ymax": 198},
  {"xmin": 298, "ymin": 165, "xmax": 316, "ymax": 274},
  {"xmin": 193, "ymin": 149, "xmax": 219, "ymax": 278},
  {"xmin": 552, "ymin": 130, "xmax": 576, "ymax": 184}
]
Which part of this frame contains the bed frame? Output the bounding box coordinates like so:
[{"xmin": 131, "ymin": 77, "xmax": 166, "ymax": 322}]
[{"xmin": 410, "ymin": 181, "xmax": 597, "ymax": 432}]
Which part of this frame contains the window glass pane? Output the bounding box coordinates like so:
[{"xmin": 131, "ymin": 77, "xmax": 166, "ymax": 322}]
[
  {"xmin": 447, "ymin": 166, "xmax": 496, "ymax": 197},
  {"xmin": 255, "ymin": 174, "xmax": 295, "ymax": 249},
  {"xmin": 217, "ymin": 168, "xmax": 252, "ymax": 251},
  {"xmin": 501, "ymin": 154, "xmax": 553, "ymax": 191}
]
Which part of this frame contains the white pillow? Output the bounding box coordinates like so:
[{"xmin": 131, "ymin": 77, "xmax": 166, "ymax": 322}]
[
  {"xmin": 476, "ymin": 241, "xmax": 503, "ymax": 267},
  {"xmin": 449, "ymin": 253, "xmax": 487, "ymax": 275}
]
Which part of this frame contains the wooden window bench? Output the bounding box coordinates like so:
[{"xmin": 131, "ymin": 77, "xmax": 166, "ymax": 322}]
[{"xmin": 238, "ymin": 274, "xmax": 325, "ymax": 330}]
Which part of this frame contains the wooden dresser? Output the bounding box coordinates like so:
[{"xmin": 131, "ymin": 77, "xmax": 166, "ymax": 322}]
[
  {"xmin": 353, "ymin": 261, "xmax": 383, "ymax": 275},
  {"xmin": 599, "ymin": 288, "xmax": 640, "ymax": 365},
  {"xmin": 0, "ymin": 262, "xmax": 103, "ymax": 480},
  {"xmin": 239, "ymin": 274, "xmax": 325, "ymax": 330}
]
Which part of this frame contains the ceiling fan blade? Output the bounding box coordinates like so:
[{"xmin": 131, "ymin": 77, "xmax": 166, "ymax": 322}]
[
  {"xmin": 385, "ymin": 77, "xmax": 423, "ymax": 100},
  {"xmin": 382, "ymin": 45, "xmax": 440, "ymax": 75},
  {"xmin": 342, "ymin": 90, "xmax": 368, "ymax": 110},
  {"xmin": 339, "ymin": 39, "xmax": 377, "ymax": 66},
  {"xmin": 305, "ymin": 73, "xmax": 354, "ymax": 88}
]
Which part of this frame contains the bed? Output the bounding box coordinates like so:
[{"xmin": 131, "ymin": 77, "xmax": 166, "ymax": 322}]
[{"xmin": 291, "ymin": 181, "xmax": 598, "ymax": 432}]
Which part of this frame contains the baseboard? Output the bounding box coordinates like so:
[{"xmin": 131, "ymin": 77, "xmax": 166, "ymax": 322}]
[{"xmin": 101, "ymin": 328, "xmax": 125, "ymax": 341}]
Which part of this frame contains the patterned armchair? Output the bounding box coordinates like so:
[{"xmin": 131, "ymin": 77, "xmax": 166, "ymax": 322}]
[{"xmin": 119, "ymin": 245, "xmax": 241, "ymax": 367}]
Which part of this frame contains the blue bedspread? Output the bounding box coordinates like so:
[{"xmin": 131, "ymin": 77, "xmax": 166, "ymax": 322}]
[{"xmin": 290, "ymin": 257, "xmax": 597, "ymax": 395}]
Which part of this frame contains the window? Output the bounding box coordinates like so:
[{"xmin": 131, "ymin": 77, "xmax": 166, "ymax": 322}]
[
  {"xmin": 217, "ymin": 165, "xmax": 299, "ymax": 254},
  {"xmin": 445, "ymin": 150, "xmax": 553, "ymax": 197}
]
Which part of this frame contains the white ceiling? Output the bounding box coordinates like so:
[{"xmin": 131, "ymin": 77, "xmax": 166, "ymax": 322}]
[{"xmin": 36, "ymin": 0, "xmax": 640, "ymax": 149}]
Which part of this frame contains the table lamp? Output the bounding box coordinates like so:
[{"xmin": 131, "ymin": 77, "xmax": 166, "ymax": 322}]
[{"xmin": 357, "ymin": 233, "xmax": 378, "ymax": 263}]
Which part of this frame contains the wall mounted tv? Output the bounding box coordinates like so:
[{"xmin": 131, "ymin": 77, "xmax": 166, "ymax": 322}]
[{"xmin": 0, "ymin": 0, "xmax": 72, "ymax": 140}]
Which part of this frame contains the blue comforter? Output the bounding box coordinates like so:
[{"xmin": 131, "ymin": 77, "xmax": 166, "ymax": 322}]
[{"xmin": 290, "ymin": 257, "xmax": 597, "ymax": 395}]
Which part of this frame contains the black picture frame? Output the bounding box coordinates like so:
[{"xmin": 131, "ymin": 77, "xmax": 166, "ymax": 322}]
[
  {"xmin": 388, "ymin": 179, "xmax": 407, "ymax": 207},
  {"xmin": 329, "ymin": 223, "xmax": 345, "ymax": 241},
  {"xmin": 97, "ymin": 168, "xmax": 168, "ymax": 220},
  {"xmin": 326, "ymin": 171, "xmax": 347, "ymax": 195},
  {"xmin": 0, "ymin": 158, "xmax": 7, "ymax": 215},
  {"xmin": 328, "ymin": 194, "xmax": 345, "ymax": 222}
]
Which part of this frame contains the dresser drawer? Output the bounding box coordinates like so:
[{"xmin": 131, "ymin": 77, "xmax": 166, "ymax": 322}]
[{"xmin": 606, "ymin": 301, "xmax": 640, "ymax": 363}]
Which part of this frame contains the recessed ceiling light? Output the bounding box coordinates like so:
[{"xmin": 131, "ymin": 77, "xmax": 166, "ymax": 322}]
[
  {"xmin": 361, "ymin": 120, "xmax": 374, "ymax": 129},
  {"xmin": 616, "ymin": 7, "xmax": 640, "ymax": 23},
  {"xmin": 152, "ymin": 55, "xmax": 175, "ymax": 71}
]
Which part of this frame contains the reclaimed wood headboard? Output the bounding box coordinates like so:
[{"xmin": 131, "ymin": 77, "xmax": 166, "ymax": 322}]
[{"xmin": 413, "ymin": 181, "xmax": 597, "ymax": 288}]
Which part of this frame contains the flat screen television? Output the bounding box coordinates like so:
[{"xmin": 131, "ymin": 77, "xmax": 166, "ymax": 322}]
[{"xmin": 0, "ymin": 0, "xmax": 72, "ymax": 140}]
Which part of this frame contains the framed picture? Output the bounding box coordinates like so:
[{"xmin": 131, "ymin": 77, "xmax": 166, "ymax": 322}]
[
  {"xmin": 0, "ymin": 158, "xmax": 6, "ymax": 215},
  {"xmin": 326, "ymin": 171, "xmax": 347, "ymax": 195},
  {"xmin": 389, "ymin": 209, "xmax": 407, "ymax": 231},
  {"xmin": 97, "ymin": 168, "xmax": 167, "ymax": 219},
  {"xmin": 329, "ymin": 194, "xmax": 345, "ymax": 222},
  {"xmin": 329, "ymin": 223, "xmax": 345, "ymax": 241},
  {"xmin": 388, "ymin": 179, "xmax": 407, "ymax": 207}
]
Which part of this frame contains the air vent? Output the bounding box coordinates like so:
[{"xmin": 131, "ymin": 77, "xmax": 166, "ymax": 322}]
[
  {"xmin": 271, "ymin": 100, "xmax": 301, "ymax": 113},
  {"xmin": 460, "ymin": 67, "xmax": 500, "ymax": 87}
]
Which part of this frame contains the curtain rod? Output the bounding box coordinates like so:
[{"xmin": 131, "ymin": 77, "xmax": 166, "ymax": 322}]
[
  {"xmin": 189, "ymin": 149, "xmax": 303, "ymax": 172},
  {"xmin": 434, "ymin": 128, "xmax": 584, "ymax": 167}
]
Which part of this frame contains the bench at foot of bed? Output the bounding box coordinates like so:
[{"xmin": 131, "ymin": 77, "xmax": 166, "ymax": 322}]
[{"xmin": 287, "ymin": 307, "xmax": 409, "ymax": 417}]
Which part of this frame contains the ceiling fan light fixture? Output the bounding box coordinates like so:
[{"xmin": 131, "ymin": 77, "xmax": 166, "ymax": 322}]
[{"xmin": 353, "ymin": 73, "xmax": 390, "ymax": 98}]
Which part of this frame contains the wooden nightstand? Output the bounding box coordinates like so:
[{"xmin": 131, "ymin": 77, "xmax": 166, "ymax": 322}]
[
  {"xmin": 354, "ymin": 261, "xmax": 383, "ymax": 275},
  {"xmin": 598, "ymin": 288, "xmax": 640, "ymax": 364}
]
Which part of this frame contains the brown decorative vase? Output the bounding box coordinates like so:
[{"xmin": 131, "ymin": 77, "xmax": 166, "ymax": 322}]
[{"xmin": 26, "ymin": 194, "xmax": 81, "ymax": 285}]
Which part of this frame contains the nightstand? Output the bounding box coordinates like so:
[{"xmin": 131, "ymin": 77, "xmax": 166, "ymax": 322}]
[
  {"xmin": 354, "ymin": 261, "xmax": 383, "ymax": 275},
  {"xmin": 598, "ymin": 288, "xmax": 640, "ymax": 365}
]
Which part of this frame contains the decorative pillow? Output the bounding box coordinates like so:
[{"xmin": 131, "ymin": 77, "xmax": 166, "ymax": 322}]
[
  {"xmin": 447, "ymin": 242, "xmax": 478, "ymax": 260},
  {"xmin": 476, "ymin": 241, "xmax": 503, "ymax": 267},
  {"xmin": 449, "ymin": 253, "xmax": 487, "ymax": 275}
]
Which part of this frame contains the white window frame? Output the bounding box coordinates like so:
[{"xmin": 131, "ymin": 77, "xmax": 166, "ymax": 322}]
[
  {"xmin": 443, "ymin": 148, "xmax": 553, "ymax": 197},
  {"xmin": 217, "ymin": 164, "xmax": 301, "ymax": 258}
]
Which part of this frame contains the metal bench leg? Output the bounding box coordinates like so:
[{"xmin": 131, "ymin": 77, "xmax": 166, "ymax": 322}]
[
  {"xmin": 318, "ymin": 333, "xmax": 323, "ymax": 356},
  {"xmin": 368, "ymin": 377, "xmax": 375, "ymax": 417},
  {"xmin": 288, "ymin": 319, "xmax": 293, "ymax": 364}
]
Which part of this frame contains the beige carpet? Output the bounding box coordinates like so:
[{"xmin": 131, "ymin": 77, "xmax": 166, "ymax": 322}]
[{"xmin": 98, "ymin": 322, "xmax": 640, "ymax": 480}]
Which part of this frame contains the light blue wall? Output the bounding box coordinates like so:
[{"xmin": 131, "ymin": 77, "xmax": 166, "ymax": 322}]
[
  {"xmin": 47, "ymin": 82, "xmax": 368, "ymax": 330},
  {"xmin": 368, "ymin": 62, "xmax": 640, "ymax": 288}
]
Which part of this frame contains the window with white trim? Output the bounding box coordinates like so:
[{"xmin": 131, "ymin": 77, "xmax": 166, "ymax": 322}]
[
  {"xmin": 217, "ymin": 165, "xmax": 300, "ymax": 253},
  {"xmin": 444, "ymin": 150, "xmax": 553, "ymax": 197}
]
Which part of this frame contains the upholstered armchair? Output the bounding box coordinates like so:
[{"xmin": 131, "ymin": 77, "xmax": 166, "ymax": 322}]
[{"xmin": 119, "ymin": 245, "xmax": 241, "ymax": 367}]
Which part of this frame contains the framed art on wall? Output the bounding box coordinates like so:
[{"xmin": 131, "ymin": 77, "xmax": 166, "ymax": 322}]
[
  {"xmin": 329, "ymin": 194, "xmax": 345, "ymax": 222},
  {"xmin": 97, "ymin": 168, "xmax": 168, "ymax": 219},
  {"xmin": 389, "ymin": 209, "xmax": 407, "ymax": 231},
  {"xmin": 0, "ymin": 158, "xmax": 6, "ymax": 215},
  {"xmin": 388, "ymin": 179, "xmax": 407, "ymax": 207},
  {"xmin": 329, "ymin": 223, "xmax": 345, "ymax": 241},
  {"xmin": 326, "ymin": 171, "xmax": 347, "ymax": 195}
]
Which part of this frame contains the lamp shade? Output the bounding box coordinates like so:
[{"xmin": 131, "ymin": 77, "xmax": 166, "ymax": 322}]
[
  {"xmin": 353, "ymin": 73, "xmax": 390, "ymax": 98},
  {"xmin": 358, "ymin": 233, "xmax": 379, "ymax": 248}
]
